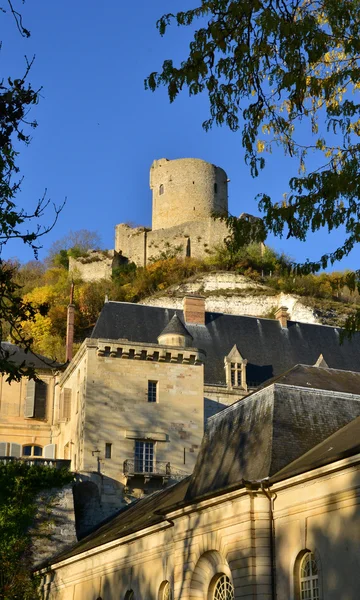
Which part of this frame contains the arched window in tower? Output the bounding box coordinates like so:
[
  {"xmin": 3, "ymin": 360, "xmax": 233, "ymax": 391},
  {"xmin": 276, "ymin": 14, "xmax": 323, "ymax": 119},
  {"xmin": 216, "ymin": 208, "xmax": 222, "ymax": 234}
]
[
  {"xmin": 159, "ymin": 184, "xmax": 164, "ymax": 195},
  {"xmin": 299, "ymin": 552, "xmax": 320, "ymax": 600},
  {"xmin": 214, "ymin": 182, "xmax": 218, "ymax": 193}
]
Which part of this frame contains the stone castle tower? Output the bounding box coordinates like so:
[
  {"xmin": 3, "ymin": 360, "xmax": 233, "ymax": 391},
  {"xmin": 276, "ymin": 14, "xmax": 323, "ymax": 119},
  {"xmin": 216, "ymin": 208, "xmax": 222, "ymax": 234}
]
[
  {"xmin": 115, "ymin": 158, "xmax": 230, "ymax": 267},
  {"xmin": 150, "ymin": 158, "xmax": 228, "ymax": 230},
  {"xmin": 69, "ymin": 158, "xmax": 231, "ymax": 280}
]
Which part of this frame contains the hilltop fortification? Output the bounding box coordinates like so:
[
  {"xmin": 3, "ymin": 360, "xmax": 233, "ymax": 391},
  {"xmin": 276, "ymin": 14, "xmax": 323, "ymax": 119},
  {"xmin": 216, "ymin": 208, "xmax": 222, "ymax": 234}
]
[
  {"xmin": 115, "ymin": 158, "xmax": 229, "ymax": 267},
  {"xmin": 70, "ymin": 158, "xmax": 231, "ymax": 281}
]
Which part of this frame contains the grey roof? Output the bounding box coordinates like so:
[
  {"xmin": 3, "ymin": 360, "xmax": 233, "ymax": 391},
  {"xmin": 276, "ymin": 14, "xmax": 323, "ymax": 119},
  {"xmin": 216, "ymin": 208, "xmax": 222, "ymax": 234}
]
[
  {"xmin": 1, "ymin": 342, "xmax": 61, "ymax": 370},
  {"xmin": 185, "ymin": 365, "xmax": 360, "ymax": 501},
  {"xmin": 158, "ymin": 314, "xmax": 193, "ymax": 339},
  {"xmin": 272, "ymin": 414, "xmax": 360, "ymax": 482},
  {"xmin": 91, "ymin": 302, "xmax": 360, "ymax": 386}
]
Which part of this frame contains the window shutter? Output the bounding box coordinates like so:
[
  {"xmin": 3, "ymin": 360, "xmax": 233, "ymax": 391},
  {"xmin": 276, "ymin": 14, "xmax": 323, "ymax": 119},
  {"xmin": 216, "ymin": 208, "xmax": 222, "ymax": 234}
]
[
  {"xmin": 63, "ymin": 388, "xmax": 72, "ymax": 420},
  {"xmin": 9, "ymin": 443, "xmax": 21, "ymax": 458},
  {"xmin": 34, "ymin": 380, "xmax": 47, "ymax": 419},
  {"xmin": 24, "ymin": 379, "xmax": 36, "ymax": 418},
  {"xmin": 43, "ymin": 444, "xmax": 55, "ymax": 459},
  {"xmin": 0, "ymin": 442, "xmax": 7, "ymax": 456}
]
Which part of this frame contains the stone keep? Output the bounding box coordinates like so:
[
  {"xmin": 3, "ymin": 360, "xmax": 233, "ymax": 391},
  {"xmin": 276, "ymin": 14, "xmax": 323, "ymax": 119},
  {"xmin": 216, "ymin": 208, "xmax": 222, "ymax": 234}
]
[
  {"xmin": 150, "ymin": 158, "xmax": 228, "ymax": 230},
  {"xmin": 114, "ymin": 157, "xmax": 230, "ymax": 268},
  {"xmin": 70, "ymin": 158, "xmax": 230, "ymax": 279}
]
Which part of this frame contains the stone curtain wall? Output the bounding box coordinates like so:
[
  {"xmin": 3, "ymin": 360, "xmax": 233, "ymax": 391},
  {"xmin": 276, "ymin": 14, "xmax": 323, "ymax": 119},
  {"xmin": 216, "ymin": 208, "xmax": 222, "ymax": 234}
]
[{"xmin": 115, "ymin": 218, "xmax": 229, "ymax": 267}]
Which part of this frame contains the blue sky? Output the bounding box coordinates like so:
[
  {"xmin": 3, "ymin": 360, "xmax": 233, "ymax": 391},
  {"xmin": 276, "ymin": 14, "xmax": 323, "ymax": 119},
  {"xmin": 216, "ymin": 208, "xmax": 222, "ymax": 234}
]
[{"xmin": 2, "ymin": 0, "xmax": 359, "ymax": 271}]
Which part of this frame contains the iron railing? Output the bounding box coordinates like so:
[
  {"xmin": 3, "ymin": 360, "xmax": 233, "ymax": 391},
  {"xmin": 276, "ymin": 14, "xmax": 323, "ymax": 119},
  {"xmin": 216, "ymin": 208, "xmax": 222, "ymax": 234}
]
[
  {"xmin": 123, "ymin": 459, "xmax": 171, "ymax": 477},
  {"xmin": 0, "ymin": 457, "xmax": 71, "ymax": 470}
]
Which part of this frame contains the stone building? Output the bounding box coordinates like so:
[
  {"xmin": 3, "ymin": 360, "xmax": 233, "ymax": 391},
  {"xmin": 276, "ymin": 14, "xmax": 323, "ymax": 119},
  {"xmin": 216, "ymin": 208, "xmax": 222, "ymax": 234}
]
[
  {"xmin": 0, "ymin": 343, "xmax": 59, "ymax": 460},
  {"xmin": 2, "ymin": 294, "xmax": 360, "ymax": 545},
  {"xmin": 38, "ymin": 364, "xmax": 360, "ymax": 600}
]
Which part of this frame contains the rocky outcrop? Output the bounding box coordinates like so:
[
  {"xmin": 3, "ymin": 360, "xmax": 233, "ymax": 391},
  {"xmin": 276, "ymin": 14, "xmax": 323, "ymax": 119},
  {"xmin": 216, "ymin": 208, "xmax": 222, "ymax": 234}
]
[{"xmin": 142, "ymin": 272, "xmax": 320, "ymax": 324}]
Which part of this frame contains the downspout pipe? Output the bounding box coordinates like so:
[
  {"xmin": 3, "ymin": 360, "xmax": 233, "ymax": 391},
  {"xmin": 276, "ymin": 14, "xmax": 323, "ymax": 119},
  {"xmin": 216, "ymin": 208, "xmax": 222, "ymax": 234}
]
[
  {"xmin": 242, "ymin": 478, "xmax": 277, "ymax": 600},
  {"xmin": 261, "ymin": 481, "xmax": 277, "ymax": 600}
]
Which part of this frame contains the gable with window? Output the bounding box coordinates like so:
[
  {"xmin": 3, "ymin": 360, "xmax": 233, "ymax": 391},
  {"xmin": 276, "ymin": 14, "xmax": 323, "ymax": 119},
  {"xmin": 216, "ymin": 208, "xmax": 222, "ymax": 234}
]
[{"xmin": 224, "ymin": 345, "xmax": 247, "ymax": 391}]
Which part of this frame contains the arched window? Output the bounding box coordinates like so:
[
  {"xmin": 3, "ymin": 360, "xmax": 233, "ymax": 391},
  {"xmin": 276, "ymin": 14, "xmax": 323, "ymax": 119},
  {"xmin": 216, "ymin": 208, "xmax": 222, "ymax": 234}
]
[
  {"xmin": 158, "ymin": 580, "xmax": 172, "ymax": 600},
  {"xmin": 124, "ymin": 591, "xmax": 134, "ymax": 600},
  {"xmin": 299, "ymin": 552, "xmax": 320, "ymax": 600},
  {"xmin": 22, "ymin": 445, "xmax": 43, "ymax": 457},
  {"xmin": 209, "ymin": 574, "xmax": 234, "ymax": 600},
  {"xmin": 214, "ymin": 182, "xmax": 218, "ymax": 193},
  {"xmin": 159, "ymin": 184, "xmax": 164, "ymax": 195}
]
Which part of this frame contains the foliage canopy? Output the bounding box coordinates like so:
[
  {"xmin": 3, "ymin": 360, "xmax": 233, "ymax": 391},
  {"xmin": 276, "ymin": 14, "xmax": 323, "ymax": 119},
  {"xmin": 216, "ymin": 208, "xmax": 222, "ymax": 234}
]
[
  {"xmin": 146, "ymin": 0, "xmax": 360, "ymax": 274},
  {"xmin": 0, "ymin": 1, "xmax": 63, "ymax": 380}
]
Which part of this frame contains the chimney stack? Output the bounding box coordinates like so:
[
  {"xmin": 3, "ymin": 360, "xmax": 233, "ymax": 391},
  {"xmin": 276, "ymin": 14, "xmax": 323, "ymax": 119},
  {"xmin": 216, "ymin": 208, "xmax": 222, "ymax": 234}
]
[
  {"xmin": 275, "ymin": 306, "xmax": 290, "ymax": 328},
  {"xmin": 66, "ymin": 282, "xmax": 75, "ymax": 362},
  {"xmin": 183, "ymin": 296, "xmax": 205, "ymax": 325}
]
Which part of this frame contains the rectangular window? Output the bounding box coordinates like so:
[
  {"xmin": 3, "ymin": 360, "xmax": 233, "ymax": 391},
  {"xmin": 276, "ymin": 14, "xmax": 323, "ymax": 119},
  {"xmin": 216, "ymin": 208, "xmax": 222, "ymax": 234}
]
[
  {"xmin": 105, "ymin": 443, "xmax": 112, "ymax": 459},
  {"xmin": 134, "ymin": 440, "xmax": 154, "ymax": 473},
  {"xmin": 147, "ymin": 381, "xmax": 158, "ymax": 403}
]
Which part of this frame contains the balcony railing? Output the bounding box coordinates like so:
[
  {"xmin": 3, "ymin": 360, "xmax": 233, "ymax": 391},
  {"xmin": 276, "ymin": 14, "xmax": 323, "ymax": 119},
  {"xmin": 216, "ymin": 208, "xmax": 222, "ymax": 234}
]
[
  {"xmin": 0, "ymin": 457, "xmax": 71, "ymax": 470},
  {"xmin": 123, "ymin": 459, "xmax": 171, "ymax": 479}
]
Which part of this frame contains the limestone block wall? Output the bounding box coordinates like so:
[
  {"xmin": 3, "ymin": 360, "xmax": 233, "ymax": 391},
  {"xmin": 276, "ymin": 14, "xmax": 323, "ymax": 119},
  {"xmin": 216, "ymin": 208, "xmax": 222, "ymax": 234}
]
[
  {"xmin": 69, "ymin": 250, "xmax": 122, "ymax": 282},
  {"xmin": 115, "ymin": 224, "xmax": 148, "ymax": 266},
  {"xmin": 115, "ymin": 218, "xmax": 230, "ymax": 267},
  {"xmin": 82, "ymin": 339, "xmax": 205, "ymax": 486},
  {"xmin": 150, "ymin": 158, "xmax": 228, "ymax": 230},
  {"xmin": 30, "ymin": 484, "xmax": 77, "ymax": 568}
]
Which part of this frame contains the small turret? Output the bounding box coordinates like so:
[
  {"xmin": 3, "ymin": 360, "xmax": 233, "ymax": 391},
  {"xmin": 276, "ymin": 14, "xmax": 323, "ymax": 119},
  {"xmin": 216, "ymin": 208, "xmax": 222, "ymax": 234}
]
[{"xmin": 157, "ymin": 314, "xmax": 193, "ymax": 348}]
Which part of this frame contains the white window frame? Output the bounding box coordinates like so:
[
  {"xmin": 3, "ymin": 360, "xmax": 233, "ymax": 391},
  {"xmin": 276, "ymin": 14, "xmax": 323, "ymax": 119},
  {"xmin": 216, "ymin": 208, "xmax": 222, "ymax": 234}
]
[
  {"xmin": 299, "ymin": 552, "xmax": 320, "ymax": 600},
  {"xmin": 134, "ymin": 440, "xmax": 154, "ymax": 473}
]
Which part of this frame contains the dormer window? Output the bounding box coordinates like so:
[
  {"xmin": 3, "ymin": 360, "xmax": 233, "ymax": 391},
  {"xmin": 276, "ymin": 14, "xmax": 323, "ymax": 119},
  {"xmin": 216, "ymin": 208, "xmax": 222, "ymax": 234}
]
[
  {"xmin": 230, "ymin": 363, "xmax": 241, "ymax": 387},
  {"xmin": 159, "ymin": 184, "xmax": 164, "ymax": 195},
  {"xmin": 224, "ymin": 345, "xmax": 247, "ymax": 391}
]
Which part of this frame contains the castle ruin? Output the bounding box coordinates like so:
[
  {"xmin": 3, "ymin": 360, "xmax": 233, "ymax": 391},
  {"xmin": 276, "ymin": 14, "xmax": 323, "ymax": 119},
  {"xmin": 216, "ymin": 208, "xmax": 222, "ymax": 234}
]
[{"xmin": 70, "ymin": 158, "xmax": 230, "ymax": 281}]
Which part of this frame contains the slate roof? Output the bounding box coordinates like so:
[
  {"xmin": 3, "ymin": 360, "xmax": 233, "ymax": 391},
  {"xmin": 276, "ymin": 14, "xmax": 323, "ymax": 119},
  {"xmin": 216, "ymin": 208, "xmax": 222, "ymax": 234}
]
[
  {"xmin": 91, "ymin": 301, "xmax": 360, "ymax": 386},
  {"xmin": 185, "ymin": 365, "xmax": 360, "ymax": 500},
  {"xmin": 41, "ymin": 364, "xmax": 360, "ymax": 567},
  {"xmin": 158, "ymin": 314, "xmax": 193, "ymax": 339},
  {"xmin": 273, "ymin": 414, "xmax": 360, "ymax": 482},
  {"xmin": 1, "ymin": 342, "xmax": 60, "ymax": 370}
]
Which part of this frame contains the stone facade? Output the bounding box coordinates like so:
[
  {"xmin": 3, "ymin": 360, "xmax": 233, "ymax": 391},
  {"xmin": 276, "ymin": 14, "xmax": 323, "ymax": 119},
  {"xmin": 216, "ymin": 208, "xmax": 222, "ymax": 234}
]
[{"xmin": 39, "ymin": 422, "xmax": 360, "ymax": 600}]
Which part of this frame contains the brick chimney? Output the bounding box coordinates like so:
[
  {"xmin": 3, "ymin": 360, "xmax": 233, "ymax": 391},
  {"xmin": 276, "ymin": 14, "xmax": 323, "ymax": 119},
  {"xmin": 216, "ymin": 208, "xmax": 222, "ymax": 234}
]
[
  {"xmin": 275, "ymin": 306, "xmax": 290, "ymax": 328},
  {"xmin": 65, "ymin": 282, "xmax": 75, "ymax": 362},
  {"xmin": 183, "ymin": 296, "xmax": 205, "ymax": 325}
]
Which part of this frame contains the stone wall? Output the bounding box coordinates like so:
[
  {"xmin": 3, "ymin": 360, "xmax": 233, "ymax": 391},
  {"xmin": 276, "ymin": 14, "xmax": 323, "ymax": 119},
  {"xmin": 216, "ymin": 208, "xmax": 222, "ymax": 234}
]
[
  {"xmin": 69, "ymin": 250, "xmax": 123, "ymax": 282},
  {"xmin": 30, "ymin": 484, "xmax": 77, "ymax": 567},
  {"xmin": 115, "ymin": 217, "xmax": 230, "ymax": 267}
]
